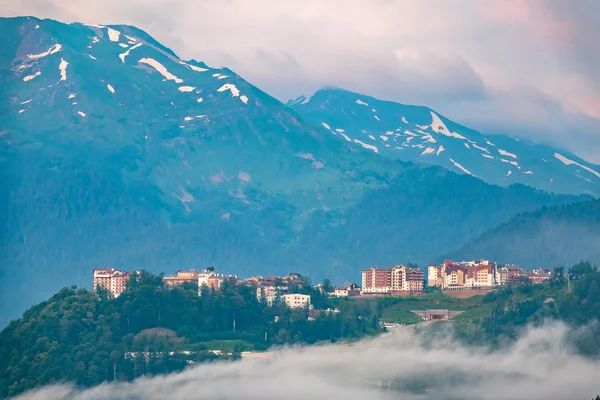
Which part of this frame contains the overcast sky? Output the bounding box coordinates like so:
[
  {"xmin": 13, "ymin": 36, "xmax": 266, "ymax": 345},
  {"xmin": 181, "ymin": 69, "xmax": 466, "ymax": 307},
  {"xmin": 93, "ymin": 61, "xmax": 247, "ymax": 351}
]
[{"xmin": 5, "ymin": 0, "xmax": 600, "ymax": 162}]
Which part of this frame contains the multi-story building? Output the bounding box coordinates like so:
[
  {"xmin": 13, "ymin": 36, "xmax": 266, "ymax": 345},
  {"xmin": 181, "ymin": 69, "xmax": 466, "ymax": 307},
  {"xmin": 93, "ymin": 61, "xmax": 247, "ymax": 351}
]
[
  {"xmin": 163, "ymin": 270, "xmax": 199, "ymax": 286},
  {"xmin": 427, "ymin": 264, "xmax": 444, "ymax": 288},
  {"xmin": 93, "ymin": 268, "xmax": 130, "ymax": 298},
  {"xmin": 444, "ymin": 263, "xmax": 466, "ymax": 289},
  {"xmin": 362, "ymin": 267, "xmax": 392, "ymax": 294},
  {"xmin": 197, "ymin": 268, "xmax": 236, "ymax": 295},
  {"xmin": 281, "ymin": 293, "xmax": 310, "ymax": 309},
  {"xmin": 257, "ymin": 285, "xmax": 286, "ymax": 305},
  {"xmin": 465, "ymin": 264, "xmax": 495, "ymax": 288},
  {"xmin": 362, "ymin": 265, "xmax": 424, "ymax": 294},
  {"xmin": 495, "ymin": 266, "xmax": 509, "ymax": 286},
  {"xmin": 405, "ymin": 268, "xmax": 424, "ymax": 292}
]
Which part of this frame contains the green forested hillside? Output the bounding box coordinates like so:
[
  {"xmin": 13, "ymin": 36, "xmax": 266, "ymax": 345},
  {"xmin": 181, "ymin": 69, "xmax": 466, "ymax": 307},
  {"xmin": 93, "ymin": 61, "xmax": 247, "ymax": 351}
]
[
  {"xmin": 444, "ymin": 199, "xmax": 600, "ymax": 268},
  {"xmin": 0, "ymin": 271, "xmax": 380, "ymax": 398},
  {"xmin": 450, "ymin": 262, "xmax": 600, "ymax": 356}
]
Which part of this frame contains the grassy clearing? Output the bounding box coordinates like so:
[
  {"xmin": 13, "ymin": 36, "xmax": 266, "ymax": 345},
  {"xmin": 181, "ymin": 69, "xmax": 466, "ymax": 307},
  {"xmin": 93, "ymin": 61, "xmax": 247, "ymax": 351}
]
[{"xmin": 352, "ymin": 292, "xmax": 490, "ymax": 325}]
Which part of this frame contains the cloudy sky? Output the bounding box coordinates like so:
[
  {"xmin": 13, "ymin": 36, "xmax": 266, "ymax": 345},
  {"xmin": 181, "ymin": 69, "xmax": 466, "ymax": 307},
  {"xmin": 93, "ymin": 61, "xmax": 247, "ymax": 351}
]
[
  {"xmin": 12, "ymin": 323, "xmax": 600, "ymax": 400},
  {"xmin": 5, "ymin": 0, "xmax": 600, "ymax": 161}
]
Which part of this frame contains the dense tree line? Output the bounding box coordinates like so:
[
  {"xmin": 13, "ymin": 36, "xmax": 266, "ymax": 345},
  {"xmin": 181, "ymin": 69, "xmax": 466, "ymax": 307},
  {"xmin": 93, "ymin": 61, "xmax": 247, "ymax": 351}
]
[
  {"xmin": 0, "ymin": 271, "xmax": 381, "ymax": 398},
  {"xmin": 455, "ymin": 261, "xmax": 600, "ymax": 357}
]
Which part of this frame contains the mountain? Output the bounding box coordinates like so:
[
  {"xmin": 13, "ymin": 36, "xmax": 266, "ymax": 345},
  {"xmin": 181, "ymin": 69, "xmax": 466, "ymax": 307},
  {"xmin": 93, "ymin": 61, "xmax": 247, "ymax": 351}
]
[
  {"xmin": 0, "ymin": 16, "xmax": 586, "ymax": 325},
  {"xmin": 444, "ymin": 198, "xmax": 600, "ymax": 268},
  {"xmin": 288, "ymin": 88, "xmax": 600, "ymax": 197}
]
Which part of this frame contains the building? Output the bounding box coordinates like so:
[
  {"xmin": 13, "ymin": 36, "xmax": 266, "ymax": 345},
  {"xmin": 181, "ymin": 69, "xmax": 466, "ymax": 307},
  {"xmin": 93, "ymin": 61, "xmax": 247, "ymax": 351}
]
[
  {"xmin": 256, "ymin": 285, "xmax": 285, "ymax": 305},
  {"xmin": 281, "ymin": 293, "xmax": 310, "ymax": 309},
  {"xmin": 332, "ymin": 283, "xmax": 361, "ymax": 297},
  {"xmin": 362, "ymin": 265, "xmax": 424, "ymax": 294},
  {"xmin": 197, "ymin": 268, "xmax": 236, "ymax": 295},
  {"xmin": 444, "ymin": 263, "xmax": 466, "ymax": 289},
  {"xmin": 163, "ymin": 270, "xmax": 198, "ymax": 286},
  {"xmin": 93, "ymin": 268, "xmax": 130, "ymax": 298},
  {"xmin": 405, "ymin": 268, "xmax": 424, "ymax": 292},
  {"xmin": 495, "ymin": 266, "xmax": 509, "ymax": 286},
  {"xmin": 465, "ymin": 264, "xmax": 495, "ymax": 288},
  {"xmin": 427, "ymin": 264, "xmax": 444, "ymax": 288},
  {"xmin": 362, "ymin": 267, "xmax": 392, "ymax": 294},
  {"xmin": 529, "ymin": 268, "xmax": 552, "ymax": 284}
]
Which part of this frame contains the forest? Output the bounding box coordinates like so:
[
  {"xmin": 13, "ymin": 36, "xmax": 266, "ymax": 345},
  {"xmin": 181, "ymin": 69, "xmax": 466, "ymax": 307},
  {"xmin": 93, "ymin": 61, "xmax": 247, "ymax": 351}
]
[
  {"xmin": 2, "ymin": 262, "xmax": 600, "ymax": 399},
  {"xmin": 0, "ymin": 271, "xmax": 381, "ymax": 398},
  {"xmin": 451, "ymin": 261, "xmax": 600, "ymax": 357}
]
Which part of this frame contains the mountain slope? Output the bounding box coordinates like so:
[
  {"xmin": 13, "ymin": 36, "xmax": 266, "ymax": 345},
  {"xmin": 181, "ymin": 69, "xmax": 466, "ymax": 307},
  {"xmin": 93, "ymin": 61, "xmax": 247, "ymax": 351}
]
[
  {"xmin": 444, "ymin": 199, "xmax": 600, "ymax": 268},
  {"xmin": 0, "ymin": 16, "xmax": 586, "ymax": 325},
  {"xmin": 288, "ymin": 88, "xmax": 600, "ymax": 197}
]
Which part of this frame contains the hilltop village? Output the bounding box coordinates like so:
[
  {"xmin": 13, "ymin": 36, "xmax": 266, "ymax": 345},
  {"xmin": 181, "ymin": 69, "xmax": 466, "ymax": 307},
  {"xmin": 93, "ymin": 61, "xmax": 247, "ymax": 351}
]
[{"xmin": 93, "ymin": 259, "xmax": 553, "ymax": 305}]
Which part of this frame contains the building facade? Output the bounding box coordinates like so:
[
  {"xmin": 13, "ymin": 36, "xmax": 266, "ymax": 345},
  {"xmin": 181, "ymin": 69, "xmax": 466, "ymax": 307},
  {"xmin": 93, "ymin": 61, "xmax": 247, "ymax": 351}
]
[
  {"xmin": 362, "ymin": 266, "xmax": 424, "ymax": 294},
  {"xmin": 281, "ymin": 293, "xmax": 311, "ymax": 309},
  {"xmin": 93, "ymin": 268, "xmax": 130, "ymax": 298},
  {"xmin": 163, "ymin": 270, "xmax": 199, "ymax": 286}
]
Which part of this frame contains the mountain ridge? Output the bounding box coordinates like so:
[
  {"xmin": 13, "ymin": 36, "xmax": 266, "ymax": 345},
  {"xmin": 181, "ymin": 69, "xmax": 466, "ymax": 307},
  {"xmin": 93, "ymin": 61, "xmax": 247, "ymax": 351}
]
[
  {"xmin": 289, "ymin": 87, "xmax": 600, "ymax": 197},
  {"xmin": 0, "ymin": 16, "xmax": 591, "ymax": 326}
]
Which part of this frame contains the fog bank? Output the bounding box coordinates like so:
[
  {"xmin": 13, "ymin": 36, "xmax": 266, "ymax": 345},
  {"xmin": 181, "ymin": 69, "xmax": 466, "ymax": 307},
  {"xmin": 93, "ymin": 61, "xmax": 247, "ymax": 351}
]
[{"xmin": 12, "ymin": 322, "xmax": 600, "ymax": 400}]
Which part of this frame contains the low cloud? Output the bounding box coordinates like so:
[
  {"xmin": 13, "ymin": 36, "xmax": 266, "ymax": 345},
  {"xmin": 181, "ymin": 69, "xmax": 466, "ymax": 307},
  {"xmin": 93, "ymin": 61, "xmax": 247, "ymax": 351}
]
[{"xmin": 12, "ymin": 322, "xmax": 600, "ymax": 400}]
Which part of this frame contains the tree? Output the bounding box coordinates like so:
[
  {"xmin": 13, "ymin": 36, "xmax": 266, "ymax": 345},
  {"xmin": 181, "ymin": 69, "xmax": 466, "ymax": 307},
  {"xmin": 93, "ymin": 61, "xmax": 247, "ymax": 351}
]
[
  {"xmin": 321, "ymin": 279, "xmax": 333, "ymax": 294},
  {"xmin": 569, "ymin": 261, "xmax": 597, "ymax": 280}
]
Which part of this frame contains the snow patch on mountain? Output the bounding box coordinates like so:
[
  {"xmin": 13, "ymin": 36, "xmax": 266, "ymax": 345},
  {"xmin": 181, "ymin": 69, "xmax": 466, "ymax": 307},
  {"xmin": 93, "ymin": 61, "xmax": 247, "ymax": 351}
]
[
  {"xmin": 354, "ymin": 139, "xmax": 378, "ymax": 153},
  {"xmin": 118, "ymin": 43, "xmax": 128, "ymax": 48},
  {"xmin": 238, "ymin": 171, "xmax": 251, "ymax": 182},
  {"xmin": 374, "ymin": 115, "xmax": 380, "ymax": 121},
  {"xmin": 240, "ymin": 95, "xmax": 249, "ymax": 104},
  {"xmin": 402, "ymin": 116, "xmax": 408, "ymax": 124},
  {"xmin": 482, "ymin": 154, "xmax": 494, "ymax": 159},
  {"xmin": 355, "ymin": 99, "xmax": 368, "ymax": 106},
  {"xmin": 106, "ymin": 84, "xmax": 115, "ymax": 93},
  {"xmin": 27, "ymin": 43, "xmax": 62, "ymax": 59},
  {"xmin": 524, "ymin": 171, "xmax": 534, "ymax": 175},
  {"xmin": 184, "ymin": 63, "xmax": 208, "ymax": 72},
  {"xmin": 77, "ymin": 111, "xmax": 86, "ymax": 117},
  {"xmin": 322, "ymin": 122, "xmax": 331, "ymax": 130},
  {"xmin": 498, "ymin": 149, "xmax": 518, "ymax": 159},
  {"xmin": 217, "ymin": 83, "xmax": 240, "ymax": 97},
  {"xmin": 89, "ymin": 55, "xmax": 97, "ymax": 60},
  {"xmin": 119, "ymin": 43, "xmax": 142, "ymax": 63},
  {"xmin": 430, "ymin": 112, "xmax": 466, "ymax": 139},
  {"xmin": 178, "ymin": 86, "xmax": 195, "ymax": 92},
  {"xmin": 380, "ymin": 135, "xmax": 388, "ymax": 141},
  {"xmin": 554, "ymin": 153, "xmax": 600, "ymax": 179},
  {"xmin": 107, "ymin": 28, "xmax": 121, "ymax": 42},
  {"xmin": 20, "ymin": 99, "xmax": 33, "ymax": 104},
  {"xmin": 58, "ymin": 59, "xmax": 68, "ymax": 81},
  {"xmin": 436, "ymin": 146, "xmax": 445, "ymax": 156},
  {"xmin": 472, "ymin": 143, "xmax": 489, "ymax": 153},
  {"xmin": 421, "ymin": 147, "xmax": 435, "ymax": 155},
  {"xmin": 339, "ymin": 132, "xmax": 351, "ymax": 142},
  {"xmin": 139, "ymin": 58, "xmax": 183, "ymax": 83},
  {"xmin": 23, "ymin": 71, "xmax": 41, "ymax": 81},
  {"xmin": 449, "ymin": 158, "xmax": 471, "ymax": 175}
]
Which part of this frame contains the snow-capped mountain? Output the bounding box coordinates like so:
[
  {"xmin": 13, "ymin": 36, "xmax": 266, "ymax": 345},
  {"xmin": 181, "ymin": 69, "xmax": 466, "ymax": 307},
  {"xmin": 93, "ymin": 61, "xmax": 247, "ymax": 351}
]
[
  {"xmin": 288, "ymin": 88, "xmax": 600, "ymax": 196},
  {"xmin": 0, "ymin": 17, "xmax": 588, "ymax": 325}
]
